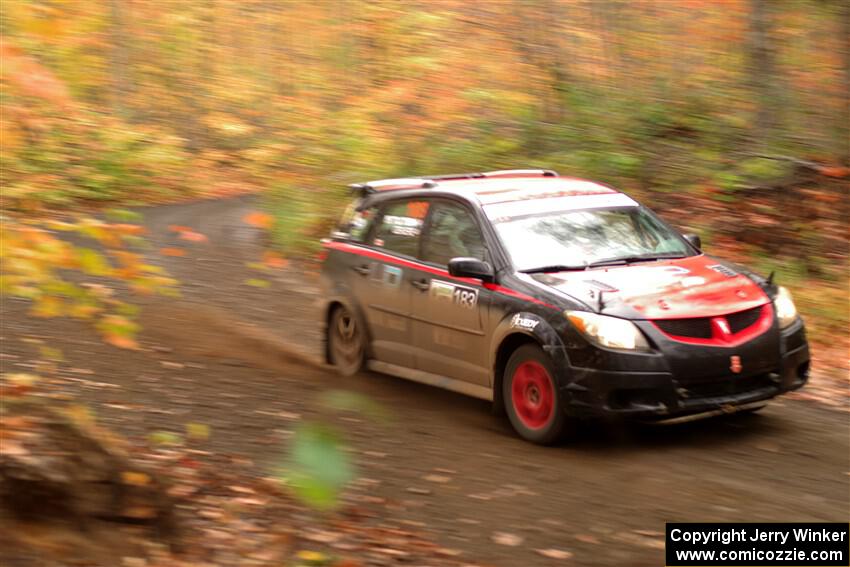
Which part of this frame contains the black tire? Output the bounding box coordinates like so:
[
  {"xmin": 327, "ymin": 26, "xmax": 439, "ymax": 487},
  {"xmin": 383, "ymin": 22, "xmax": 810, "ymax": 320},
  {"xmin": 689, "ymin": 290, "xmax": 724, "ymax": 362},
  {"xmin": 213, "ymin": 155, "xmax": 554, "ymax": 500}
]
[
  {"xmin": 327, "ymin": 305, "xmax": 365, "ymax": 376},
  {"xmin": 502, "ymin": 344, "xmax": 568, "ymax": 445}
]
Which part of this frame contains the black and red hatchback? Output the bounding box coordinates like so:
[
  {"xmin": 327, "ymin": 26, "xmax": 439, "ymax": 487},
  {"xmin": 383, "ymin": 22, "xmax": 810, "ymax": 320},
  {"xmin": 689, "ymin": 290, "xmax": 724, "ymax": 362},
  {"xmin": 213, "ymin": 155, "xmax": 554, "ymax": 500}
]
[{"xmin": 318, "ymin": 169, "xmax": 810, "ymax": 444}]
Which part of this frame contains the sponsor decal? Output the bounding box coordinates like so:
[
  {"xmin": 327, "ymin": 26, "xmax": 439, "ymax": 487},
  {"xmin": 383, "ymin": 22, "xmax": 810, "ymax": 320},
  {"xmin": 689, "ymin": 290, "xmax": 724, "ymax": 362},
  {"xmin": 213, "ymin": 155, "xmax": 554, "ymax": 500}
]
[
  {"xmin": 382, "ymin": 265, "xmax": 402, "ymax": 288},
  {"xmin": 511, "ymin": 313, "xmax": 540, "ymax": 330},
  {"xmin": 430, "ymin": 280, "xmax": 478, "ymax": 309},
  {"xmin": 383, "ymin": 215, "xmax": 422, "ymax": 237},
  {"xmin": 708, "ymin": 264, "xmax": 738, "ymax": 278},
  {"xmin": 730, "ymin": 355, "xmax": 742, "ymax": 374},
  {"xmin": 453, "ymin": 287, "xmax": 478, "ymax": 308}
]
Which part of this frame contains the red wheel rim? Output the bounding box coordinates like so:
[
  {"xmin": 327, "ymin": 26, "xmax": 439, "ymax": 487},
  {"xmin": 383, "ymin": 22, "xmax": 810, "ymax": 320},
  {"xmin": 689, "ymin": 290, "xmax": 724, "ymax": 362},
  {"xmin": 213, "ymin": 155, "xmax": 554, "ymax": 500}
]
[{"xmin": 511, "ymin": 360, "xmax": 555, "ymax": 430}]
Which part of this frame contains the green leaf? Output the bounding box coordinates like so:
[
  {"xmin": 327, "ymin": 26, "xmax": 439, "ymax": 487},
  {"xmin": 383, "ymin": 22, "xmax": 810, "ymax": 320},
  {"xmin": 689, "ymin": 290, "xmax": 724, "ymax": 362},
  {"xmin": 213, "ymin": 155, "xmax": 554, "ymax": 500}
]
[
  {"xmin": 105, "ymin": 208, "xmax": 143, "ymax": 222},
  {"xmin": 39, "ymin": 346, "xmax": 64, "ymax": 362},
  {"xmin": 77, "ymin": 248, "xmax": 112, "ymax": 276},
  {"xmin": 244, "ymin": 278, "xmax": 270, "ymax": 288},
  {"xmin": 148, "ymin": 431, "xmax": 182, "ymax": 445},
  {"xmin": 186, "ymin": 422, "xmax": 210, "ymax": 441},
  {"xmin": 286, "ymin": 423, "xmax": 354, "ymax": 510}
]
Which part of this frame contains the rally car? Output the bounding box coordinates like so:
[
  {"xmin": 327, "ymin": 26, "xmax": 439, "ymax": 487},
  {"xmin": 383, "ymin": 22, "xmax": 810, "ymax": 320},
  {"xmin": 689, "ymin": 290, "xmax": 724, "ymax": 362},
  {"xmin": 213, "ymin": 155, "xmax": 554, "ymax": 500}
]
[{"xmin": 318, "ymin": 169, "xmax": 810, "ymax": 444}]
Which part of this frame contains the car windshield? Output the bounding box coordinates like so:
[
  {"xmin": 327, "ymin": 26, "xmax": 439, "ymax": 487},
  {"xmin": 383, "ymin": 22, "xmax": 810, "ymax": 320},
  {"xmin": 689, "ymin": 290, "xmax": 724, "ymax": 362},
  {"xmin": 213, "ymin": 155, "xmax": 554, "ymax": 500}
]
[{"xmin": 493, "ymin": 206, "xmax": 695, "ymax": 273}]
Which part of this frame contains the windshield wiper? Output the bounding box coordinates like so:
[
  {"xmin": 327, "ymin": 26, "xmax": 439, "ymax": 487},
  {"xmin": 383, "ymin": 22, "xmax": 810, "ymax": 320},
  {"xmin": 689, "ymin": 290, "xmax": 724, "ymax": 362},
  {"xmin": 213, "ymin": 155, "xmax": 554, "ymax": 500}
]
[
  {"xmin": 520, "ymin": 263, "xmax": 588, "ymax": 274},
  {"xmin": 521, "ymin": 253, "xmax": 687, "ymax": 274},
  {"xmin": 586, "ymin": 252, "xmax": 687, "ymax": 268}
]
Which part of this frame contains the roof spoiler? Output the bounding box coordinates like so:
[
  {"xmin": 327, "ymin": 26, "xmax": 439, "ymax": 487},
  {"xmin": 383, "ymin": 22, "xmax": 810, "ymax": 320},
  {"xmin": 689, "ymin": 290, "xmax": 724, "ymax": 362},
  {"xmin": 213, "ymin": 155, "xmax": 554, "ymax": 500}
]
[{"xmin": 349, "ymin": 168, "xmax": 558, "ymax": 196}]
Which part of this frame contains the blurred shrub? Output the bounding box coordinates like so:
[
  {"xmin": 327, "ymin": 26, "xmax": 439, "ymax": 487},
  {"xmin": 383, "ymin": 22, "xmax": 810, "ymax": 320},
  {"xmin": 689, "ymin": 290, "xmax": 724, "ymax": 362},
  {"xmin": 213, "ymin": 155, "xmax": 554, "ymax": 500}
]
[
  {"xmin": 0, "ymin": 215, "xmax": 177, "ymax": 348},
  {"xmin": 737, "ymin": 157, "xmax": 794, "ymax": 183},
  {"xmin": 1, "ymin": 104, "xmax": 191, "ymax": 209},
  {"xmin": 0, "ymin": 42, "xmax": 191, "ymax": 210}
]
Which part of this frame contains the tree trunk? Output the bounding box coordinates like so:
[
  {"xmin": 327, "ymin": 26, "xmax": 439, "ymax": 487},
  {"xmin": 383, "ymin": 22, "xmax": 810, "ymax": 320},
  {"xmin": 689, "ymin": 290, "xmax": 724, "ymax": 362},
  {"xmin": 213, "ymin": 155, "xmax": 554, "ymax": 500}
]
[
  {"xmin": 839, "ymin": 0, "xmax": 850, "ymax": 165},
  {"xmin": 109, "ymin": 0, "xmax": 131, "ymax": 119},
  {"xmin": 747, "ymin": 0, "xmax": 779, "ymax": 149}
]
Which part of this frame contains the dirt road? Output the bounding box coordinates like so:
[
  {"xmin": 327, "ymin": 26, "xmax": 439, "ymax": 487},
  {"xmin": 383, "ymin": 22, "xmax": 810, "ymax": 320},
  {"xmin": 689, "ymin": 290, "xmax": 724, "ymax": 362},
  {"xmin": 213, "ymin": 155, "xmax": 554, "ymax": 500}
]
[{"xmin": 2, "ymin": 196, "xmax": 847, "ymax": 566}]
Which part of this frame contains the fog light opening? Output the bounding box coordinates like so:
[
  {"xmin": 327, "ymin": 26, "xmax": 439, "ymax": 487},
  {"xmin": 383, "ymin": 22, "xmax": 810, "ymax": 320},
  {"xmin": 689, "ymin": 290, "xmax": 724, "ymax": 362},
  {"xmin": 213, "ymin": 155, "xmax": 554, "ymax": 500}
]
[{"xmin": 797, "ymin": 361, "xmax": 810, "ymax": 380}]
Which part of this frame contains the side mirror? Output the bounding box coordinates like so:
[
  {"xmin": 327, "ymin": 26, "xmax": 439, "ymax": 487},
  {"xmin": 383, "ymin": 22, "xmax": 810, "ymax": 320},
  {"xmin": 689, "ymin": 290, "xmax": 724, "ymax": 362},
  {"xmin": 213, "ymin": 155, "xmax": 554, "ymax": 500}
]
[
  {"xmin": 683, "ymin": 233, "xmax": 702, "ymax": 251},
  {"xmin": 448, "ymin": 257, "xmax": 495, "ymax": 283}
]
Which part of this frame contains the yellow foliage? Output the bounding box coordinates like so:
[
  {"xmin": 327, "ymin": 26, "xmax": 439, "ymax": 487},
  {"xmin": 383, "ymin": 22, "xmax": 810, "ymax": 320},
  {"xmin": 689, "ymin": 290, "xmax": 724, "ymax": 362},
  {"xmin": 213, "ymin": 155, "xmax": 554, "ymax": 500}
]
[{"xmin": 1, "ymin": 216, "xmax": 176, "ymax": 349}]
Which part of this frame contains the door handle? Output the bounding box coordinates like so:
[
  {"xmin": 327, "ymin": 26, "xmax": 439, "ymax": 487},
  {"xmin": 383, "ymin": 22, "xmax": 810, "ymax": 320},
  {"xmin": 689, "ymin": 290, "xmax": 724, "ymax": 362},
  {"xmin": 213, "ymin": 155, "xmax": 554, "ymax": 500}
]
[
  {"xmin": 351, "ymin": 264, "xmax": 370, "ymax": 276},
  {"xmin": 411, "ymin": 278, "xmax": 430, "ymax": 291}
]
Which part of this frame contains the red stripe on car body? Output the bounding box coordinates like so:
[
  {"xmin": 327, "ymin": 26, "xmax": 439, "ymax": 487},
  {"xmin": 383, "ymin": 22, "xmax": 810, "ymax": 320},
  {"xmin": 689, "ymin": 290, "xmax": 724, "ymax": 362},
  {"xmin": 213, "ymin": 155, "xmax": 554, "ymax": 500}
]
[{"xmin": 323, "ymin": 240, "xmax": 559, "ymax": 310}]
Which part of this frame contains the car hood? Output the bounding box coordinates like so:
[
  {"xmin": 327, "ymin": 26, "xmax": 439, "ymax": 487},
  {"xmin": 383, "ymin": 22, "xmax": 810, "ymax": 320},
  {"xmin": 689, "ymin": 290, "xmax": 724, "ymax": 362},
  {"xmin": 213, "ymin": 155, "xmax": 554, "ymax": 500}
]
[{"xmin": 530, "ymin": 255, "xmax": 770, "ymax": 319}]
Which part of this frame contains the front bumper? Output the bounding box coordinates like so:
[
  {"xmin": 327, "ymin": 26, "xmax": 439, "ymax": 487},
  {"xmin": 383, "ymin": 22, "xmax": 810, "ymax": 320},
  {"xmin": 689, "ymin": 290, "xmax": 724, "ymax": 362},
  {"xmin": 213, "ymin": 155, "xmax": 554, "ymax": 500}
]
[{"xmin": 558, "ymin": 320, "xmax": 810, "ymax": 419}]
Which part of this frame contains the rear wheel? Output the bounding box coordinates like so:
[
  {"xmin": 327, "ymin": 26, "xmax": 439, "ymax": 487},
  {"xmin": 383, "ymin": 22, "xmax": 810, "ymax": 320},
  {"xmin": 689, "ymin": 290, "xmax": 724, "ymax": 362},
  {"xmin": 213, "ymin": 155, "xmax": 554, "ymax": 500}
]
[
  {"xmin": 503, "ymin": 344, "xmax": 567, "ymax": 445},
  {"xmin": 328, "ymin": 305, "xmax": 365, "ymax": 376}
]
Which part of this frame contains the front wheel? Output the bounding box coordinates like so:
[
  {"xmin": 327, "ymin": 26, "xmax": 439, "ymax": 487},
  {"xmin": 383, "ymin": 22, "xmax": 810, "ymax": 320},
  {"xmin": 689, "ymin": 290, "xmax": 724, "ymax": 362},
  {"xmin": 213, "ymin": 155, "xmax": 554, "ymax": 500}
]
[
  {"xmin": 503, "ymin": 344, "xmax": 567, "ymax": 445},
  {"xmin": 327, "ymin": 305, "xmax": 365, "ymax": 376}
]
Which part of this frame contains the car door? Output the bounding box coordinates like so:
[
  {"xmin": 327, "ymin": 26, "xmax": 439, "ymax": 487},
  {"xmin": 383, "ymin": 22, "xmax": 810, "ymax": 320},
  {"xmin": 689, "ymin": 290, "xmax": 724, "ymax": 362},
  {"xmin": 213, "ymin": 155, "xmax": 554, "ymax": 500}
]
[
  {"xmin": 352, "ymin": 199, "xmax": 430, "ymax": 369},
  {"xmin": 410, "ymin": 199, "xmax": 492, "ymax": 386}
]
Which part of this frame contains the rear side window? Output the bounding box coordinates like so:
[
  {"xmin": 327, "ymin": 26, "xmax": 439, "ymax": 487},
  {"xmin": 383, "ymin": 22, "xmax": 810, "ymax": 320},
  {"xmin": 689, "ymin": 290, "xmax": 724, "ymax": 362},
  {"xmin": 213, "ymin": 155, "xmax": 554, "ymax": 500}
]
[
  {"xmin": 333, "ymin": 203, "xmax": 376, "ymax": 242},
  {"xmin": 372, "ymin": 200, "xmax": 429, "ymax": 258},
  {"xmin": 423, "ymin": 201, "xmax": 487, "ymax": 265}
]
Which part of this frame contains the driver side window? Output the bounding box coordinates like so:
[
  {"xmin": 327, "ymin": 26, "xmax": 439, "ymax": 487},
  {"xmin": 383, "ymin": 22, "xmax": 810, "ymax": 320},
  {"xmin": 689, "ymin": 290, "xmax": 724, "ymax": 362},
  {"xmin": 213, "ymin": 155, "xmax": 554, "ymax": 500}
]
[{"xmin": 423, "ymin": 201, "xmax": 487, "ymax": 266}]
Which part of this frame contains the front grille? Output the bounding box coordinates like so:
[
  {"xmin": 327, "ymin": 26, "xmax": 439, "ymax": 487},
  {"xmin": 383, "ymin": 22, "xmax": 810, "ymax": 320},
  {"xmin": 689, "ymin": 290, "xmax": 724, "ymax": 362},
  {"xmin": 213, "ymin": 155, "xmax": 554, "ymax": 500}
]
[
  {"xmin": 653, "ymin": 305, "xmax": 764, "ymax": 340},
  {"xmin": 682, "ymin": 373, "xmax": 777, "ymax": 399},
  {"xmin": 727, "ymin": 306, "xmax": 763, "ymax": 333},
  {"xmin": 654, "ymin": 317, "xmax": 713, "ymax": 339}
]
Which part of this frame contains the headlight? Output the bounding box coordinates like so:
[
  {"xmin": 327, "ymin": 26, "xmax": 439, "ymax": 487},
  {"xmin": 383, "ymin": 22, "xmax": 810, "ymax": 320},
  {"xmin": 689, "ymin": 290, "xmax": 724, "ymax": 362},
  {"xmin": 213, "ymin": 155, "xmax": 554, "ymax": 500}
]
[
  {"xmin": 566, "ymin": 311, "xmax": 651, "ymax": 351},
  {"xmin": 774, "ymin": 286, "xmax": 799, "ymax": 329}
]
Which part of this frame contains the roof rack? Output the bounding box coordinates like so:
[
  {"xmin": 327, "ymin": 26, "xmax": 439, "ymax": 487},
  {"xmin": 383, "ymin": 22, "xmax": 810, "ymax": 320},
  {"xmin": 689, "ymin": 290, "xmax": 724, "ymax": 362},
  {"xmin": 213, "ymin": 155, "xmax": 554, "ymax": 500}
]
[
  {"xmin": 481, "ymin": 169, "xmax": 558, "ymax": 179},
  {"xmin": 349, "ymin": 168, "xmax": 558, "ymax": 195}
]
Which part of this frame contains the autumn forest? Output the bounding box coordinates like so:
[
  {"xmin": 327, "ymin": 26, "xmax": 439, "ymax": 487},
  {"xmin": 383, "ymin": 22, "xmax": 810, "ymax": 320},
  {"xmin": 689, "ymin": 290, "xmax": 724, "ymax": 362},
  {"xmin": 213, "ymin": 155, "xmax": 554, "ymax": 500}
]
[{"xmin": 1, "ymin": 2, "xmax": 849, "ymax": 565}]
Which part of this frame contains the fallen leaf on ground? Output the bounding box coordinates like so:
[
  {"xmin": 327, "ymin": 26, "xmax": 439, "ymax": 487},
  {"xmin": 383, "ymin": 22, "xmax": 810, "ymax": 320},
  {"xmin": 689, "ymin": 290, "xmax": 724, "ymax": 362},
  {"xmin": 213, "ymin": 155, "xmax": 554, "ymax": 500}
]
[
  {"xmin": 106, "ymin": 335, "xmax": 138, "ymax": 350},
  {"xmin": 295, "ymin": 550, "xmax": 327, "ymax": 563},
  {"xmin": 122, "ymin": 506, "xmax": 158, "ymax": 519},
  {"xmin": 178, "ymin": 230, "xmax": 208, "ymax": 243},
  {"xmin": 633, "ymin": 530, "xmax": 663, "ymax": 537},
  {"xmin": 263, "ymin": 251, "xmax": 288, "ymax": 269},
  {"xmin": 423, "ymin": 474, "xmax": 451, "ymax": 483},
  {"xmin": 160, "ymin": 247, "xmax": 186, "ymax": 257},
  {"xmin": 491, "ymin": 532, "xmax": 523, "ymax": 546},
  {"xmin": 186, "ymin": 423, "xmax": 210, "ymax": 440},
  {"xmin": 0, "ymin": 440, "xmax": 28, "ymax": 456},
  {"xmin": 121, "ymin": 471, "xmax": 151, "ymax": 486},
  {"xmin": 535, "ymin": 548, "xmax": 573, "ymax": 560}
]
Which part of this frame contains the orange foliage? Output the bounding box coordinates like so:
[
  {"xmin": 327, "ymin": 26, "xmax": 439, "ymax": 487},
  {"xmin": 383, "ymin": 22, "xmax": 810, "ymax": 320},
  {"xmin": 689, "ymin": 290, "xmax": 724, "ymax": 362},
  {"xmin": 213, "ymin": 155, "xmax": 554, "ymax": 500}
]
[
  {"xmin": 0, "ymin": 39, "xmax": 71, "ymax": 107},
  {"xmin": 263, "ymin": 251, "xmax": 288, "ymax": 269},
  {"xmin": 244, "ymin": 212, "xmax": 274, "ymax": 229},
  {"xmin": 160, "ymin": 247, "xmax": 186, "ymax": 257}
]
